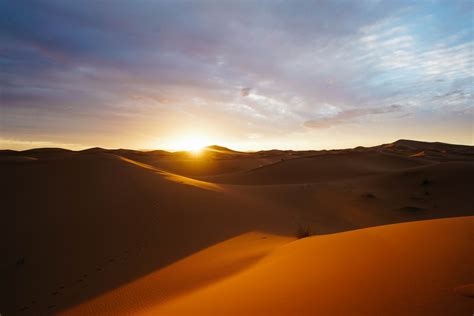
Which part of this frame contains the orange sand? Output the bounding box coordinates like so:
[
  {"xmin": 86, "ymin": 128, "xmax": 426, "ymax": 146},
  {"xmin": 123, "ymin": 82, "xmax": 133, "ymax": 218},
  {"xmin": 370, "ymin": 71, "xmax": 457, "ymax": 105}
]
[{"xmin": 64, "ymin": 217, "xmax": 474, "ymax": 315}]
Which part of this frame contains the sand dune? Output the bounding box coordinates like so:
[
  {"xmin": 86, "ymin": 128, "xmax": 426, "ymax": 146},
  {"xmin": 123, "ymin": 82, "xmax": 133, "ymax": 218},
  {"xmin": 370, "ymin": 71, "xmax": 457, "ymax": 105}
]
[
  {"xmin": 118, "ymin": 156, "xmax": 226, "ymax": 192},
  {"xmin": 61, "ymin": 232, "xmax": 293, "ymax": 315},
  {"xmin": 377, "ymin": 139, "xmax": 474, "ymax": 162},
  {"xmin": 0, "ymin": 156, "xmax": 37, "ymax": 162},
  {"xmin": 1, "ymin": 153, "xmax": 293, "ymax": 315},
  {"xmin": 120, "ymin": 148, "xmax": 288, "ymax": 177},
  {"xmin": 1, "ymin": 140, "xmax": 473, "ymax": 315},
  {"xmin": 206, "ymin": 150, "xmax": 425, "ymax": 185},
  {"xmin": 147, "ymin": 216, "xmax": 474, "ymax": 316}
]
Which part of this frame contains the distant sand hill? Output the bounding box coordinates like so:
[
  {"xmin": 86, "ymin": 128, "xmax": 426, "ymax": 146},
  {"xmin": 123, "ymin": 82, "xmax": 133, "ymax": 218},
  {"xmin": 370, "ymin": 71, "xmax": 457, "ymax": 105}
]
[{"xmin": 1, "ymin": 140, "xmax": 473, "ymax": 315}]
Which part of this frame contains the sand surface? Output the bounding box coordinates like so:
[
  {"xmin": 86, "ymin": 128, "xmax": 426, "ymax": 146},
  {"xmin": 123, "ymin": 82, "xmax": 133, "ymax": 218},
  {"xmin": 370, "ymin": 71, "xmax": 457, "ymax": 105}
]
[
  {"xmin": 65, "ymin": 216, "xmax": 473, "ymax": 316},
  {"xmin": 1, "ymin": 140, "xmax": 473, "ymax": 315}
]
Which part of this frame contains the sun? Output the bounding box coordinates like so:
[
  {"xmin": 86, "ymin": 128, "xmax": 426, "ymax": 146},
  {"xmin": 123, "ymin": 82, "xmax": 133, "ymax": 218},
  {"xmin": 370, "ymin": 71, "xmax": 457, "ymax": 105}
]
[{"xmin": 172, "ymin": 134, "xmax": 211, "ymax": 154}]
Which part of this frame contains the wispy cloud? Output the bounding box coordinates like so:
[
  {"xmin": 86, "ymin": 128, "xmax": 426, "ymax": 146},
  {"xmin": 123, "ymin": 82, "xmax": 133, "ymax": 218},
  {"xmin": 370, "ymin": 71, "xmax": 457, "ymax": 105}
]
[{"xmin": 304, "ymin": 105, "xmax": 403, "ymax": 129}]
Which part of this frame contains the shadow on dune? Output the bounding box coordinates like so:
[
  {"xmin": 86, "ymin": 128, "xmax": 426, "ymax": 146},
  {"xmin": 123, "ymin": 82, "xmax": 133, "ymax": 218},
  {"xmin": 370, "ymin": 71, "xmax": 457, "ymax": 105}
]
[
  {"xmin": 61, "ymin": 231, "xmax": 293, "ymax": 315},
  {"xmin": 0, "ymin": 154, "xmax": 293, "ymax": 315}
]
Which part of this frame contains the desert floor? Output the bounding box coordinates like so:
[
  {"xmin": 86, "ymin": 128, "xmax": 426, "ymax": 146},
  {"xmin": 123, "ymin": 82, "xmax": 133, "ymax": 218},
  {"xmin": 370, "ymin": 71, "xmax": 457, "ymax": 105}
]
[{"xmin": 1, "ymin": 139, "xmax": 473, "ymax": 315}]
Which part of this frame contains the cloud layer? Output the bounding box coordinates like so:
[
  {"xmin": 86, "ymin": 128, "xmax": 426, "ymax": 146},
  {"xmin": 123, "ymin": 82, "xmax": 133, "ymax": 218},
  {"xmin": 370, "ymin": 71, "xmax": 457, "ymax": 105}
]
[
  {"xmin": 1, "ymin": 0, "xmax": 472, "ymax": 149},
  {"xmin": 304, "ymin": 105, "xmax": 403, "ymax": 129}
]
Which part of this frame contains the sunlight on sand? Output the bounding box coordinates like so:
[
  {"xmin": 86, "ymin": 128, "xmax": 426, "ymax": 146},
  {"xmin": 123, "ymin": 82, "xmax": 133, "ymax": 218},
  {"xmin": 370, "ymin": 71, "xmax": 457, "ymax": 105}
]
[
  {"xmin": 118, "ymin": 156, "xmax": 225, "ymax": 192},
  {"xmin": 61, "ymin": 217, "xmax": 474, "ymax": 315},
  {"xmin": 61, "ymin": 232, "xmax": 293, "ymax": 315},
  {"xmin": 149, "ymin": 216, "xmax": 474, "ymax": 316}
]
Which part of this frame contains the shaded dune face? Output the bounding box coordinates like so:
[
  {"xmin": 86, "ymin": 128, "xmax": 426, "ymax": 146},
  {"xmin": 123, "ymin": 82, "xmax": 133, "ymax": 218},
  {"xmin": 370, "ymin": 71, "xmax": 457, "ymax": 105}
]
[
  {"xmin": 206, "ymin": 151, "xmax": 426, "ymax": 185},
  {"xmin": 1, "ymin": 154, "xmax": 294, "ymax": 315},
  {"xmin": 1, "ymin": 140, "xmax": 473, "ymax": 315}
]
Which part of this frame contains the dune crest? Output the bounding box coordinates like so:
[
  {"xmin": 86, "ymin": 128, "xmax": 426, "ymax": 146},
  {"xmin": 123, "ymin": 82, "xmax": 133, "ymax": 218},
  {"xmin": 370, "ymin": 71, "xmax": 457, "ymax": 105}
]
[{"xmin": 119, "ymin": 156, "xmax": 225, "ymax": 192}]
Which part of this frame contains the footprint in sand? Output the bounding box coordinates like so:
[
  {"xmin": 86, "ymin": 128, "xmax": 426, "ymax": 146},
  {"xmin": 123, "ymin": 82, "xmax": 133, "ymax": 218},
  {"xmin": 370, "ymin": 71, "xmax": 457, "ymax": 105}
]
[{"xmin": 454, "ymin": 284, "xmax": 474, "ymax": 298}]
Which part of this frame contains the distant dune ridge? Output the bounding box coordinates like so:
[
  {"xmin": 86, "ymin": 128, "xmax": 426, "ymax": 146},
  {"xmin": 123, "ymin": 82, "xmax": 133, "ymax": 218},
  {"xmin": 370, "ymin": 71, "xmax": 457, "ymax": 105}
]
[{"xmin": 1, "ymin": 140, "xmax": 473, "ymax": 315}]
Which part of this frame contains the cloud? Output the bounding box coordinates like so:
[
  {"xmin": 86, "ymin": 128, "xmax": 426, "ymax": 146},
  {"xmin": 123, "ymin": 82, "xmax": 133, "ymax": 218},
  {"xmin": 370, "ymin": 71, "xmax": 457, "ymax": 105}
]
[
  {"xmin": 304, "ymin": 104, "xmax": 403, "ymax": 129},
  {"xmin": 0, "ymin": 0, "xmax": 472, "ymax": 148},
  {"xmin": 241, "ymin": 88, "xmax": 251, "ymax": 97}
]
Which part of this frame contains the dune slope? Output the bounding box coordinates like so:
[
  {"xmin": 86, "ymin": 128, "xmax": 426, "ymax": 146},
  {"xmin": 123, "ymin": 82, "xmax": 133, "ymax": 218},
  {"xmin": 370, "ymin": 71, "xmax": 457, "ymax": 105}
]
[
  {"xmin": 208, "ymin": 151, "xmax": 426, "ymax": 185},
  {"xmin": 0, "ymin": 154, "xmax": 293, "ymax": 315},
  {"xmin": 145, "ymin": 216, "xmax": 474, "ymax": 316},
  {"xmin": 61, "ymin": 232, "xmax": 293, "ymax": 315}
]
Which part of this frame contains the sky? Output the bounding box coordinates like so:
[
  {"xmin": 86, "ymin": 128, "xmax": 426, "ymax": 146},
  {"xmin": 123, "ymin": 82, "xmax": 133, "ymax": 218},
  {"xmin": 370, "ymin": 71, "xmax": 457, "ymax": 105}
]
[{"xmin": 1, "ymin": 0, "xmax": 473, "ymax": 151}]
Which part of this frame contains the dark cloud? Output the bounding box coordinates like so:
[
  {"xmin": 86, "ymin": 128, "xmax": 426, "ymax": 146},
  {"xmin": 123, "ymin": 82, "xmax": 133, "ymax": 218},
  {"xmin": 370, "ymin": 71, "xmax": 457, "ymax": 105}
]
[{"xmin": 241, "ymin": 88, "xmax": 251, "ymax": 97}]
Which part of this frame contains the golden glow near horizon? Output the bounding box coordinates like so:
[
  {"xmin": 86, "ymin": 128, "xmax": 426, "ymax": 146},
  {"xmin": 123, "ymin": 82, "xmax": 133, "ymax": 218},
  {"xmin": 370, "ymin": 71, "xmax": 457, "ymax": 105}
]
[{"xmin": 163, "ymin": 133, "xmax": 212, "ymax": 154}]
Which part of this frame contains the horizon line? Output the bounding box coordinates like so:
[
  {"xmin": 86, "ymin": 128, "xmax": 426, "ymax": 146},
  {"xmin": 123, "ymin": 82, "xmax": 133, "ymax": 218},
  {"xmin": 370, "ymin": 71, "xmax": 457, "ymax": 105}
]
[{"xmin": 1, "ymin": 138, "xmax": 473, "ymax": 153}]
